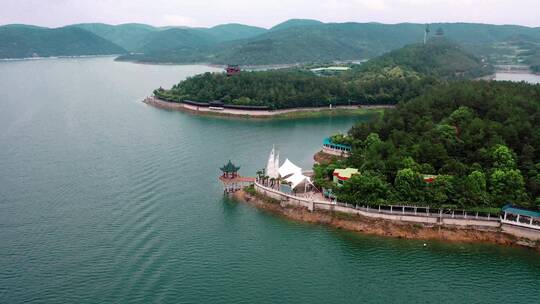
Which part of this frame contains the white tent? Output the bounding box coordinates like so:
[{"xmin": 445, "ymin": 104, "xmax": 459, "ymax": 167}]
[
  {"xmin": 278, "ymin": 159, "xmax": 302, "ymax": 178},
  {"xmin": 284, "ymin": 173, "xmax": 311, "ymax": 189},
  {"xmin": 278, "ymin": 158, "xmax": 315, "ymax": 190}
]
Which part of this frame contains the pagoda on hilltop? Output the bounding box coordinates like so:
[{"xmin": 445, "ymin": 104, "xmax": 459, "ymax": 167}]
[
  {"xmin": 226, "ymin": 65, "xmax": 241, "ymax": 76},
  {"xmin": 219, "ymin": 160, "xmax": 254, "ymax": 194}
]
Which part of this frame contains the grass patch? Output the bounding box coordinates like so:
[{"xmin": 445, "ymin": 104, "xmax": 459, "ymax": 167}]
[
  {"xmin": 332, "ymin": 211, "xmax": 358, "ymax": 220},
  {"xmin": 270, "ymin": 107, "xmax": 385, "ymax": 119},
  {"xmin": 244, "ymin": 184, "xmax": 256, "ymax": 195}
]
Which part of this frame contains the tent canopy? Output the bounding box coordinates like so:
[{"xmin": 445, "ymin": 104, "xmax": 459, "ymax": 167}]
[
  {"xmin": 278, "ymin": 159, "xmax": 302, "ymax": 178},
  {"xmin": 285, "ymin": 173, "xmax": 311, "ymax": 189}
]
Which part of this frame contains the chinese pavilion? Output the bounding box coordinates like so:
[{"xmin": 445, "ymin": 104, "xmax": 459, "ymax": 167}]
[
  {"xmin": 219, "ymin": 160, "xmax": 255, "ymax": 194},
  {"xmin": 220, "ymin": 160, "xmax": 240, "ymax": 179}
]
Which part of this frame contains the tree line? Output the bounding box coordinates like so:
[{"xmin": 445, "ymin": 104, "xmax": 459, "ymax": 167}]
[{"xmin": 154, "ymin": 69, "xmax": 440, "ymax": 110}]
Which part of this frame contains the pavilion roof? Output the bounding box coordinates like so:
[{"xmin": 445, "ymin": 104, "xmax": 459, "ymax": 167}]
[
  {"xmin": 220, "ymin": 160, "xmax": 240, "ymax": 173},
  {"xmin": 502, "ymin": 204, "xmax": 540, "ymax": 219},
  {"xmin": 324, "ymin": 137, "xmax": 352, "ymax": 149}
]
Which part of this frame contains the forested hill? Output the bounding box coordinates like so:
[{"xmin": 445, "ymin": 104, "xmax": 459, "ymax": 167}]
[
  {"xmin": 0, "ymin": 22, "xmax": 266, "ymax": 59},
  {"xmin": 153, "ymin": 41, "xmax": 490, "ymax": 109},
  {"xmin": 348, "ymin": 39, "xmax": 493, "ymax": 79},
  {"xmin": 3, "ymin": 20, "xmax": 540, "ymax": 66},
  {"xmin": 326, "ymin": 81, "xmax": 540, "ymax": 210},
  {"xmin": 118, "ymin": 21, "xmax": 540, "ymax": 66},
  {"xmin": 70, "ymin": 23, "xmax": 266, "ymax": 52},
  {"xmin": 0, "ymin": 25, "xmax": 126, "ymax": 59},
  {"xmin": 70, "ymin": 23, "xmax": 156, "ymax": 52}
]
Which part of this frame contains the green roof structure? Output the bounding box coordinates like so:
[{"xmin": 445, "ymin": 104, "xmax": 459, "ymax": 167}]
[
  {"xmin": 220, "ymin": 160, "xmax": 240, "ymax": 173},
  {"xmin": 502, "ymin": 204, "xmax": 540, "ymax": 219}
]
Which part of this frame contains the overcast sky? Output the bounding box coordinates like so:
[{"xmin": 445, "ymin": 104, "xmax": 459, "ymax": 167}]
[{"xmin": 1, "ymin": 0, "xmax": 539, "ymax": 28}]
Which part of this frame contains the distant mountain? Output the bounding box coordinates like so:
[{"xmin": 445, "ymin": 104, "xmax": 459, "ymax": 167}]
[
  {"xmin": 511, "ymin": 40, "xmax": 540, "ymax": 73},
  {"xmin": 352, "ymin": 39, "xmax": 493, "ymax": 79},
  {"xmin": 121, "ymin": 21, "xmax": 540, "ymax": 65},
  {"xmin": 211, "ymin": 22, "xmax": 424, "ymax": 65},
  {"xmin": 1, "ymin": 24, "xmax": 46, "ymax": 30},
  {"xmin": 4, "ymin": 20, "xmax": 540, "ymax": 66},
  {"xmin": 426, "ymin": 23, "xmax": 540, "ymax": 44},
  {"xmin": 71, "ymin": 23, "xmax": 267, "ymax": 53},
  {"xmin": 270, "ymin": 19, "xmax": 324, "ymax": 31},
  {"xmin": 0, "ymin": 26, "xmax": 126, "ymax": 59},
  {"xmin": 136, "ymin": 28, "xmax": 216, "ymax": 54},
  {"xmin": 71, "ymin": 23, "xmax": 157, "ymax": 52},
  {"xmin": 202, "ymin": 23, "xmax": 267, "ymax": 41}
]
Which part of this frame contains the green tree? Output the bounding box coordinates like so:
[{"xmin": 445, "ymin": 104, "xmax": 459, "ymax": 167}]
[
  {"xmin": 491, "ymin": 145, "xmax": 517, "ymax": 169},
  {"xmin": 364, "ymin": 132, "xmax": 382, "ymax": 148},
  {"xmin": 394, "ymin": 168, "xmax": 424, "ymax": 203},
  {"xmin": 490, "ymin": 169, "xmax": 527, "ymax": 205},
  {"xmin": 447, "ymin": 106, "xmax": 474, "ymax": 126},
  {"xmin": 338, "ymin": 172, "xmax": 391, "ymax": 205},
  {"xmin": 424, "ymin": 175, "xmax": 455, "ymax": 206},
  {"xmin": 401, "ymin": 156, "xmax": 420, "ymax": 171},
  {"xmin": 461, "ymin": 170, "xmax": 489, "ymax": 206}
]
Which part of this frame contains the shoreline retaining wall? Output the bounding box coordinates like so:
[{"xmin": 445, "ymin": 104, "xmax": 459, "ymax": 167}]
[{"xmin": 254, "ymin": 182, "xmax": 539, "ymax": 241}]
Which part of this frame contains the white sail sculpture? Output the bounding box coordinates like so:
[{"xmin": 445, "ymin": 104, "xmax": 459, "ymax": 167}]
[
  {"xmin": 275, "ymin": 151, "xmax": 280, "ymax": 177},
  {"xmin": 266, "ymin": 145, "xmax": 279, "ymax": 178}
]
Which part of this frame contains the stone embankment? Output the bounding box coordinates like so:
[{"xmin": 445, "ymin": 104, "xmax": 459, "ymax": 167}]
[
  {"xmin": 233, "ymin": 183, "xmax": 540, "ymax": 250},
  {"xmin": 143, "ymin": 96, "xmax": 392, "ymax": 118}
]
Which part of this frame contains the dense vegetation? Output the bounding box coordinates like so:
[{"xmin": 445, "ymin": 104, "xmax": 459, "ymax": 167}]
[
  {"xmin": 348, "ymin": 39, "xmax": 494, "ymax": 79},
  {"xmin": 155, "ymin": 68, "xmax": 438, "ymax": 109},
  {"xmin": 0, "ymin": 25, "xmax": 126, "ymax": 58},
  {"xmin": 154, "ymin": 41, "xmax": 488, "ymax": 109},
  {"xmin": 315, "ymin": 81, "xmax": 540, "ymax": 210}
]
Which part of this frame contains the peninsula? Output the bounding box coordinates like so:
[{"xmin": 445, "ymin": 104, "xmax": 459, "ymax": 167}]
[
  {"xmin": 146, "ymin": 40, "xmax": 492, "ymax": 117},
  {"xmin": 143, "ymin": 96, "xmax": 386, "ymax": 118},
  {"xmin": 220, "ymin": 77, "xmax": 540, "ymax": 249}
]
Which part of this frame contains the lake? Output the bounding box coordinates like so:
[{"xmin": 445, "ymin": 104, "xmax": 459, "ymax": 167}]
[
  {"xmin": 495, "ymin": 72, "xmax": 540, "ymax": 84},
  {"xmin": 0, "ymin": 57, "xmax": 539, "ymax": 303}
]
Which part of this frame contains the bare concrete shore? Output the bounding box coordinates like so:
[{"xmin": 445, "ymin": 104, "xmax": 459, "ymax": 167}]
[
  {"xmin": 233, "ymin": 190, "xmax": 540, "ymax": 250},
  {"xmin": 143, "ymin": 96, "xmax": 393, "ymax": 118}
]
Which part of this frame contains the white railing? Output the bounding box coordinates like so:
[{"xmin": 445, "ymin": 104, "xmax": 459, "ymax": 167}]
[
  {"xmin": 501, "ymin": 219, "xmax": 540, "ymax": 230},
  {"xmin": 254, "ymin": 182, "xmax": 499, "ymax": 222}
]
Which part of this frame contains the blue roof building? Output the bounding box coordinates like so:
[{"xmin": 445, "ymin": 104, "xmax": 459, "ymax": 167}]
[
  {"xmin": 501, "ymin": 204, "xmax": 540, "ymax": 230},
  {"xmin": 322, "ymin": 137, "xmax": 352, "ymax": 157}
]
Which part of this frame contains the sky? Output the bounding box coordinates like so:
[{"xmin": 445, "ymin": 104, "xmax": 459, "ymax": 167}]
[{"xmin": 1, "ymin": 0, "xmax": 539, "ymax": 28}]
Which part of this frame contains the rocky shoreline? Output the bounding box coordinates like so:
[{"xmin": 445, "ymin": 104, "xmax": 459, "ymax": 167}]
[{"xmin": 233, "ymin": 190, "xmax": 540, "ymax": 250}]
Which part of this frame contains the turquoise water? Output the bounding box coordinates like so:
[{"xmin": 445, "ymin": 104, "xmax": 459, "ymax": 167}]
[{"xmin": 0, "ymin": 57, "xmax": 539, "ymax": 303}]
